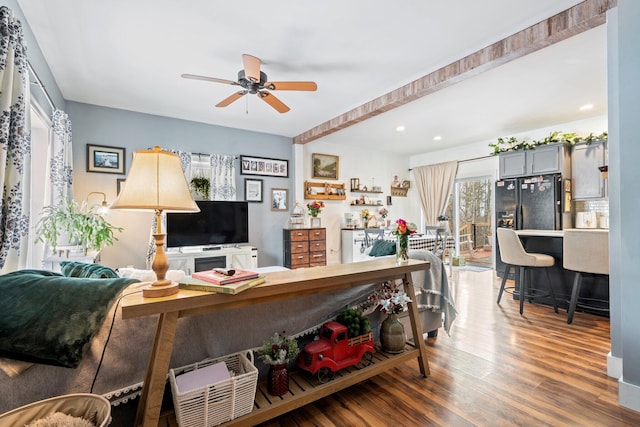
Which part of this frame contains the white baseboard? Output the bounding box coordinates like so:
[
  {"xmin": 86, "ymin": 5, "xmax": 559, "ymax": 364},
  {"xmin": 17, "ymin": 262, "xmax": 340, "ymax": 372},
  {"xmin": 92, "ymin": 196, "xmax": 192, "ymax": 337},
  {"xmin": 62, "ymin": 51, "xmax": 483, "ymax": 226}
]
[
  {"xmin": 608, "ymin": 352, "xmax": 623, "ymax": 378},
  {"xmin": 619, "ymin": 377, "xmax": 640, "ymax": 412}
]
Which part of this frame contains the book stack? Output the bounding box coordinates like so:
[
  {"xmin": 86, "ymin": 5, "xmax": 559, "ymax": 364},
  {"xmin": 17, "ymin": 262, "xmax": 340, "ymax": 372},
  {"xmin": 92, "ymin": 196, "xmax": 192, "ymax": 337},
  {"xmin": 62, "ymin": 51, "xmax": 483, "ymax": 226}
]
[{"xmin": 179, "ymin": 268, "xmax": 265, "ymax": 294}]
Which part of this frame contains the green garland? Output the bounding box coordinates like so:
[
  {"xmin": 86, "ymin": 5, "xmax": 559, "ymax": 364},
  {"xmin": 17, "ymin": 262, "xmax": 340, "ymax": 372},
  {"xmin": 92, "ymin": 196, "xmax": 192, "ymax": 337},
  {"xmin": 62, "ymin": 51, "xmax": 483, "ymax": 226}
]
[{"xmin": 489, "ymin": 131, "xmax": 608, "ymax": 155}]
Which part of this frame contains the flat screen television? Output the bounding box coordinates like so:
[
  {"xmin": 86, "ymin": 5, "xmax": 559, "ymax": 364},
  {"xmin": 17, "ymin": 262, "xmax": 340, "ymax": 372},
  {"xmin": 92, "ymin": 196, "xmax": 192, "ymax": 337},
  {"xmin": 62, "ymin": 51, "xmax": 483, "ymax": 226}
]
[{"xmin": 166, "ymin": 200, "xmax": 249, "ymax": 248}]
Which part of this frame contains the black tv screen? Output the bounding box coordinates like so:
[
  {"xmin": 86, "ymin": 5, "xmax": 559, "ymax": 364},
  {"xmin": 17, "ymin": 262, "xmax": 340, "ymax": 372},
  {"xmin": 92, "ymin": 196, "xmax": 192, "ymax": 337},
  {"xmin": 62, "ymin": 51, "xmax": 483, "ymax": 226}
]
[{"xmin": 166, "ymin": 200, "xmax": 249, "ymax": 248}]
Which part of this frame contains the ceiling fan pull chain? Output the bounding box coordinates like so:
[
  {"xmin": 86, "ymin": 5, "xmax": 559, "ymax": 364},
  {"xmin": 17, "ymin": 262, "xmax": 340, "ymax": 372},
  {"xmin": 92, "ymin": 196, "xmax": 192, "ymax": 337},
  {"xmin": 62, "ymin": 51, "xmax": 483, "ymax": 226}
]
[{"xmin": 245, "ymin": 94, "xmax": 249, "ymax": 114}]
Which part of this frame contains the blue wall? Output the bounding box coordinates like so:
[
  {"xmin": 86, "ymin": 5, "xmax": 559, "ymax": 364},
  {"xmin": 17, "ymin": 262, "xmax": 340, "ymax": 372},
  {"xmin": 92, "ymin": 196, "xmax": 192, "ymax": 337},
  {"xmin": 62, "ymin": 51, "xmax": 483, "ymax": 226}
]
[{"xmin": 67, "ymin": 101, "xmax": 294, "ymax": 268}]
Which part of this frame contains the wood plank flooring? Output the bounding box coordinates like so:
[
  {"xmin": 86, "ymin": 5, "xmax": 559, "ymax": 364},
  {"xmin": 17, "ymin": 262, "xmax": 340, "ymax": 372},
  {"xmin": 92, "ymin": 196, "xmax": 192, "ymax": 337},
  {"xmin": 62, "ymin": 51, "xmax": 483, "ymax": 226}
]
[{"xmin": 256, "ymin": 269, "xmax": 640, "ymax": 427}]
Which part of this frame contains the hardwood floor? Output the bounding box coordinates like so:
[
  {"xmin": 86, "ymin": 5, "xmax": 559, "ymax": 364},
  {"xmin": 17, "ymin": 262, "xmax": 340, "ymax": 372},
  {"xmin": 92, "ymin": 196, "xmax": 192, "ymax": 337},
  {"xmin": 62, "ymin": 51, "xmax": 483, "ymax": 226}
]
[{"xmin": 257, "ymin": 269, "xmax": 640, "ymax": 427}]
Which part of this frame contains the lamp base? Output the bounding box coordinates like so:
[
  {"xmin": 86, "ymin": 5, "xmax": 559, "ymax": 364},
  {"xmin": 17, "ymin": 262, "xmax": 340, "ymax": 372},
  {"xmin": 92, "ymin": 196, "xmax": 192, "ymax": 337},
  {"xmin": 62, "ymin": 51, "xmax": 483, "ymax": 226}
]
[{"xmin": 143, "ymin": 280, "xmax": 179, "ymax": 298}]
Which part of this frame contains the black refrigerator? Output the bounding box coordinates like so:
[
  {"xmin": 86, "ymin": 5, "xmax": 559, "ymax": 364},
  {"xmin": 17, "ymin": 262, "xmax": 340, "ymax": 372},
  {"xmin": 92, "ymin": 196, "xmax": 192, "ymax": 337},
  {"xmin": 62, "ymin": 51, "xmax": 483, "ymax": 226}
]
[{"xmin": 495, "ymin": 174, "xmax": 563, "ymax": 276}]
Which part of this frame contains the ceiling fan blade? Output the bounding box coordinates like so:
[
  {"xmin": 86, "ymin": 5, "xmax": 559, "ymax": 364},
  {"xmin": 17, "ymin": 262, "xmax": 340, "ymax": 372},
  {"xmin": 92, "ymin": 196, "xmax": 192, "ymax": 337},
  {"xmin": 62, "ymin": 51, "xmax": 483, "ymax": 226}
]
[
  {"xmin": 181, "ymin": 74, "xmax": 238, "ymax": 86},
  {"xmin": 264, "ymin": 81, "xmax": 318, "ymax": 91},
  {"xmin": 257, "ymin": 91, "xmax": 290, "ymax": 113},
  {"xmin": 216, "ymin": 91, "xmax": 247, "ymax": 107},
  {"xmin": 242, "ymin": 54, "xmax": 261, "ymax": 82}
]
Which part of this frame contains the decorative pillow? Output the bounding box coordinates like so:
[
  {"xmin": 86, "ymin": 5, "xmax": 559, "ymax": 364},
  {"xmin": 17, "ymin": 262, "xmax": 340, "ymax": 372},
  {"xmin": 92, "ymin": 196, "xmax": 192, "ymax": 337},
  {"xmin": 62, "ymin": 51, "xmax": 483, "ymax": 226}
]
[
  {"xmin": 368, "ymin": 239, "xmax": 396, "ymax": 257},
  {"xmin": 60, "ymin": 261, "xmax": 119, "ymax": 279}
]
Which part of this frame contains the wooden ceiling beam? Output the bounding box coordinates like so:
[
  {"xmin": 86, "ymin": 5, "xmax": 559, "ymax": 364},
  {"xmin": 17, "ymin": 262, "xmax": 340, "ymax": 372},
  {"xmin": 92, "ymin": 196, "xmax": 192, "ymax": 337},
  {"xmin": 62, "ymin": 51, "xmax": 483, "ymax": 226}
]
[{"xmin": 293, "ymin": 0, "xmax": 616, "ymax": 145}]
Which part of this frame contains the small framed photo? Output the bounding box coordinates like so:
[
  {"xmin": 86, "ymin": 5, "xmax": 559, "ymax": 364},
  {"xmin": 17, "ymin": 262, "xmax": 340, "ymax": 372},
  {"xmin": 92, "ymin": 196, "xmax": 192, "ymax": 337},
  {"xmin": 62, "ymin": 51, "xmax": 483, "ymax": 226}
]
[
  {"xmin": 240, "ymin": 155, "xmax": 288, "ymax": 178},
  {"xmin": 312, "ymin": 153, "xmax": 339, "ymax": 180},
  {"xmin": 271, "ymin": 188, "xmax": 289, "ymax": 211},
  {"xmin": 244, "ymin": 178, "xmax": 263, "ymax": 202},
  {"xmin": 116, "ymin": 178, "xmax": 126, "ymax": 195},
  {"xmin": 87, "ymin": 144, "xmax": 125, "ymax": 174}
]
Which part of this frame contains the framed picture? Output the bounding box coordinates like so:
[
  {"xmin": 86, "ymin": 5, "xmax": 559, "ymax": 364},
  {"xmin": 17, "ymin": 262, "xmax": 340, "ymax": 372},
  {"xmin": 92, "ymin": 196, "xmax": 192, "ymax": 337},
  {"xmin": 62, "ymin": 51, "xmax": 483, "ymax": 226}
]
[
  {"xmin": 87, "ymin": 144, "xmax": 126, "ymax": 174},
  {"xmin": 244, "ymin": 178, "xmax": 263, "ymax": 202},
  {"xmin": 312, "ymin": 153, "xmax": 339, "ymax": 180},
  {"xmin": 116, "ymin": 178, "xmax": 126, "ymax": 195},
  {"xmin": 271, "ymin": 188, "xmax": 289, "ymax": 211},
  {"xmin": 240, "ymin": 155, "xmax": 288, "ymax": 178}
]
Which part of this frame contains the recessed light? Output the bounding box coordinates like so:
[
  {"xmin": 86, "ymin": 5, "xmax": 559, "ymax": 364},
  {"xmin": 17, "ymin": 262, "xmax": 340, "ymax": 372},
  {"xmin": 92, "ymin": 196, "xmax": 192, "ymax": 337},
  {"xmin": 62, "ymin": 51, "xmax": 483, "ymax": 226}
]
[
  {"xmin": 395, "ymin": 125, "xmax": 405, "ymax": 132},
  {"xmin": 579, "ymin": 104, "xmax": 593, "ymax": 111},
  {"xmin": 433, "ymin": 135, "xmax": 442, "ymax": 141}
]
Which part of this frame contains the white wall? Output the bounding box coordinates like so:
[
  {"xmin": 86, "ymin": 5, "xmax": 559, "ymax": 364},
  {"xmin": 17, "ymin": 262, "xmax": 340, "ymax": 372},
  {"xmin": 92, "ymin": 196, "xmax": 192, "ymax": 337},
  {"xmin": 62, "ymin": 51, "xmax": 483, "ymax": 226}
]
[{"xmin": 300, "ymin": 140, "xmax": 415, "ymax": 265}]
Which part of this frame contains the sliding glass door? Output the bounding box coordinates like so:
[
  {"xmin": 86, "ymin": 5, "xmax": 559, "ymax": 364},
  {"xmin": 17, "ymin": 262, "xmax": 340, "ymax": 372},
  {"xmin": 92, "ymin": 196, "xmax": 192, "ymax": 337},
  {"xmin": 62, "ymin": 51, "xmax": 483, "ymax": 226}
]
[{"xmin": 453, "ymin": 177, "xmax": 493, "ymax": 267}]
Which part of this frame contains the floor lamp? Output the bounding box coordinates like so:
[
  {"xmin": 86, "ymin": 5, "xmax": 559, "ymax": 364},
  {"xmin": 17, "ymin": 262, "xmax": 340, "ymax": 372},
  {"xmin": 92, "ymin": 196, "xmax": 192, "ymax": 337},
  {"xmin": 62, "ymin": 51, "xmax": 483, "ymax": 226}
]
[{"xmin": 111, "ymin": 146, "xmax": 199, "ymax": 297}]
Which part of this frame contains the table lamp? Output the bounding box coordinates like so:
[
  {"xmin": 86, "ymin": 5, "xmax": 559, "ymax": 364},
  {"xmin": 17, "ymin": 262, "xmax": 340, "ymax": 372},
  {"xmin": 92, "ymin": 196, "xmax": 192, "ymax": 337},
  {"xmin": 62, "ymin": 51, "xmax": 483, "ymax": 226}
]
[{"xmin": 111, "ymin": 146, "xmax": 200, "ymax": 297}]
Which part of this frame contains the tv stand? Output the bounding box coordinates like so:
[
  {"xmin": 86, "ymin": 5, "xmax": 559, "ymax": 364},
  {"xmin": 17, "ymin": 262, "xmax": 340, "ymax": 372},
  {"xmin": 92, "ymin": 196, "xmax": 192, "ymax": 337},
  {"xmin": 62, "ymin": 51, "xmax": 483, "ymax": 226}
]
[{"xmin": 166, "ymin": 245, "xmax": 257, "ymax": 274}]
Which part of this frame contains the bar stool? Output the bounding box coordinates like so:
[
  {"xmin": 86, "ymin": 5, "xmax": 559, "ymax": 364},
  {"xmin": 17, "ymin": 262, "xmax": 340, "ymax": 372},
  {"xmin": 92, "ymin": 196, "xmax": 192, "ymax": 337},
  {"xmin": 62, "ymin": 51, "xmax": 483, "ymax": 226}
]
[
  {"xmin": 496, "ymin": 228, "xmax": 559, "ymax": 315},
  {"xmin": 562, "ymin": 229, "xmax": 609, "ymax": 324}
]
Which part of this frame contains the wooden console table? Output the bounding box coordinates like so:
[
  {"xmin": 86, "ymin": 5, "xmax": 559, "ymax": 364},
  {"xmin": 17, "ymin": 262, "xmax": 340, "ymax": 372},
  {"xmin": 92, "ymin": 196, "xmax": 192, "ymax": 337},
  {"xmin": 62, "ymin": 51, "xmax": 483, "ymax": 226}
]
[{"xmin": 121, "ymin": 258, "xmax": 431, "ymax": 426}]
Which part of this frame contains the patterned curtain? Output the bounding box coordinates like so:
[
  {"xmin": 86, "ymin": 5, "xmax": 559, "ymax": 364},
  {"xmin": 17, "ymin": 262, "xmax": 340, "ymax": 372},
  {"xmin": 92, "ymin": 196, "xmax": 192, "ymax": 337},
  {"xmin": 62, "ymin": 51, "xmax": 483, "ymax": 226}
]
[
  {"xmin": 46, "ymin": 110, "xmax": 74, "ymax": 205},
  {"xmin": 0, "ymin": 7, "xmax": 31, "ymax": 272},
  {"xmin": 210, "ymin": 154, "xmax": 236, "ymax": 201},
  {"xmin": 413, "ymin": 161, "xmax": 459, "ymax": 226}
]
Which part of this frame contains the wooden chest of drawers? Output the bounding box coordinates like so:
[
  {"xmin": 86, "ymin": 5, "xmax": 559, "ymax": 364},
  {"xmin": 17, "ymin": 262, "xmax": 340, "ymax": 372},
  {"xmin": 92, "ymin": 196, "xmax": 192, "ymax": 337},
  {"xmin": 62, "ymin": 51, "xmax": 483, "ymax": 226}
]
[{"xmin": 283, "ymin": 228, "xmax": 326, "ymax": 269}]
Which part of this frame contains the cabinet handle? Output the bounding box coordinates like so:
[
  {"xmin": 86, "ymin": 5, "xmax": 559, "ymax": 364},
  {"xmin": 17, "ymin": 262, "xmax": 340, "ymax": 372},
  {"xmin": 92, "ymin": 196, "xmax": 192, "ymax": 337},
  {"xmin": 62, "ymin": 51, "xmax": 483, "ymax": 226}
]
[
  {"xmin": 297, "ymin": 244, "xmax": 304, "ymax": 248},
  {"xmin": 297, "ymin": 256, "xmax": 304, "ymax": 259},
  {"xmin": 312, "ymin": 254, "xmax": 323, "ymax": 258}
]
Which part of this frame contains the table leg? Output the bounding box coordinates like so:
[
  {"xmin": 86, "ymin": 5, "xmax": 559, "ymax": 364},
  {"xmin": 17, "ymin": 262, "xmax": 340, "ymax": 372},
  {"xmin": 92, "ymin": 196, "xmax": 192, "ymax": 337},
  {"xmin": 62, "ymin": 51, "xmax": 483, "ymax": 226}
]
[
  {"xmin": 401, "ymin": 272, "xmax": 430, "ymax": 377},
  {"xmin": 135, "ymin": 311, "xmax": 179, "ymax": 427}
]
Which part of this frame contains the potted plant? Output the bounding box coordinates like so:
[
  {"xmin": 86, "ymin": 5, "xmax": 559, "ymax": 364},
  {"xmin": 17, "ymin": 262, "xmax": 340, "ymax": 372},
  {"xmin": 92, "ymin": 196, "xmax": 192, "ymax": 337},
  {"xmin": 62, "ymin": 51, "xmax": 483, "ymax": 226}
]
[
  {"xmin": 190, "ymin": 176, "xmax": 210, "ymax": 200},
  {"xmin": 258, "ymin": 331, "xmax": 299, "ymax": 396},
  {"xmin": 35, "ymin": 198, "xmax": 122, "ymax": 254}
]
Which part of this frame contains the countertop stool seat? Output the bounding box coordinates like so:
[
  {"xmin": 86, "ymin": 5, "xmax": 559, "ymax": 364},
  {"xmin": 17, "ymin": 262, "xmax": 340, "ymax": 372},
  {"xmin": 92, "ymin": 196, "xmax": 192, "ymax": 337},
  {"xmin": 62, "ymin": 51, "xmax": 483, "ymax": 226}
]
[
  {"xmin": 496, "ymin": 228, "xmax": 559, "ymax": 315},
  {"xmin": 563, "ymin": 229, "xmax": 609, "ymax": 324}
]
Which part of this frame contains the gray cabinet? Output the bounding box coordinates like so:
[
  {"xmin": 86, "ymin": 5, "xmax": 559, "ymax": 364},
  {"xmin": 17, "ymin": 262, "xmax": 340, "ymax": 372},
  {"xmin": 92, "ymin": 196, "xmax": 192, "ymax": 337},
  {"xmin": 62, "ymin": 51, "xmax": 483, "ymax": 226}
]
[
  {"xmin": 572, "ymin": 141, "xmax": 606, "ymax": 199},
  {"xmin": 499, "ymin": 143, "xmax": 571, "ymax": 178}
]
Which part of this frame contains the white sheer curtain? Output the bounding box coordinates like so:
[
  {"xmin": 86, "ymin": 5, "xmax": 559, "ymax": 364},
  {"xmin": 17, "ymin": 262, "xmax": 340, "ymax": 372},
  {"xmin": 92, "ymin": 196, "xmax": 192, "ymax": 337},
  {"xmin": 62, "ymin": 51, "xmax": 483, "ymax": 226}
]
[
  {"xmin": 413, "ymin": 161, "xmax": 459, "ymax": 226},
  {"xmin": 0, "ymin": 7, "xmax": 31, "ymax": 272},
  {"xmin": 210, "ymin": 154, "xmax": 236, "ymax": 200}
]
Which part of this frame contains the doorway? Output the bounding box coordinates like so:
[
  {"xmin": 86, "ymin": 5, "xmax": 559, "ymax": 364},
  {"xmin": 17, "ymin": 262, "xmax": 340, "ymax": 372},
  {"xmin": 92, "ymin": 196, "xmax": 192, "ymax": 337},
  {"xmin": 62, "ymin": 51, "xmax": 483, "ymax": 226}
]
[{"xmin": 451, "ymin": 177, "xmax": 493, "ymax": 267}]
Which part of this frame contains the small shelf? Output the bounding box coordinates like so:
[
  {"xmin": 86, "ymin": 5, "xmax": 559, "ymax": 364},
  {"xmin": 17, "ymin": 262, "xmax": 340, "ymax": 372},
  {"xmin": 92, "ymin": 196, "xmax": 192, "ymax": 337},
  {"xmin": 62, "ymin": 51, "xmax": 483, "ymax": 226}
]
[
  {"xmin": 350, "ymin": 189, "xmax": 383, "ymax": 194},
  {"xmin": 304, "ymin": 181, "xmax": 346, "ymax": 200},
  {"xmin": 350, "ymin": 203, "xmax": 384, "ymax": 207},
  {"xmin": 391, "ymin": 186, "xmax": 409, "ymax": 197},
  {"xmin": 223, "ymin": 345, "xmax": 422, "ymax": 426}
]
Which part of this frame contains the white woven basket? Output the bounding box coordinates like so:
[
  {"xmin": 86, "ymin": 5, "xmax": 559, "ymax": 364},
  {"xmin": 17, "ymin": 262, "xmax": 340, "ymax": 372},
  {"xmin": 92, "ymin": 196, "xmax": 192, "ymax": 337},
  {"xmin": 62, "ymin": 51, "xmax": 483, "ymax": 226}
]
[{"xmin": 170, "ymin": 350, "xmax": 257, "ymax": 427}]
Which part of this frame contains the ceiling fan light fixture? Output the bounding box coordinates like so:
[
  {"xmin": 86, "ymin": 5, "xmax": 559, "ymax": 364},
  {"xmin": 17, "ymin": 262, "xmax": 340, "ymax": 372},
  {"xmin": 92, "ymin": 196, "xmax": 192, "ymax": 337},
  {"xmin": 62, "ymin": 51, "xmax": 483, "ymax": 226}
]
[{"xmin": 182, "ymin": 53, "xmax": 316, "ymax": 113}]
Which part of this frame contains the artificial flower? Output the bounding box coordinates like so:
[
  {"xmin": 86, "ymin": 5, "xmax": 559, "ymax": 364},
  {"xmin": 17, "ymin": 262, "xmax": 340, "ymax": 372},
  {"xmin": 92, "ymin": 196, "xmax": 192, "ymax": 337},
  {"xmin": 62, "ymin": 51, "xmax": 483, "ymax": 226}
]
[
  {"xmin": 378, "ymin": 207, "xmax": 389, "ymax": 218},
  {"xmin": 369, "ymin": 280, "xmax": 411, "ymax": 315},
  {"xmin": 306, "ymin": 201, "xmax": 325, "ymax": 217},
  {"xmin": 259, "ymin": 331, "xmax": 300, "ymax": 365},
  {"xmin": 391, "ymin": 218, "xmax": 417, "ymax": 236}
]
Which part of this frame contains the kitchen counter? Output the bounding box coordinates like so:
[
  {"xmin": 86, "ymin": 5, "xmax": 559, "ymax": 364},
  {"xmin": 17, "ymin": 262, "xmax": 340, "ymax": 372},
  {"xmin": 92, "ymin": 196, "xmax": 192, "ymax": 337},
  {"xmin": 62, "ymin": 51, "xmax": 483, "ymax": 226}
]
[{"xmin": 510, "ymin": 228, "xmax": 609, "ymax": 314}]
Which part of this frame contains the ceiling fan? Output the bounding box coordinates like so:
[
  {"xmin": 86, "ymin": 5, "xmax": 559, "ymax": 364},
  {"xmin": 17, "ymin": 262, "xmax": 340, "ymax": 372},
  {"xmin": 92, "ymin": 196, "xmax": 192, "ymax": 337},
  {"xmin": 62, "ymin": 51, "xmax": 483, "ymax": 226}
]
[{"xmin": 182, "ymin": 54, "xmax": 317, "ymax": 113}]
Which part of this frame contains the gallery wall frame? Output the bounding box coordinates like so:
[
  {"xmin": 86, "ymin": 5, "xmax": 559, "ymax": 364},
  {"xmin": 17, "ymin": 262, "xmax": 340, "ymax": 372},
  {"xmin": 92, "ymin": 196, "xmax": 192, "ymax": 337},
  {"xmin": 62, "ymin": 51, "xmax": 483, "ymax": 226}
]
[
  {"xmin": 245, "ymin": 178, "xmax": 263, "ymax": 202},
  {"xmin": 117, "ymin": 178, "xmax": 126, "ymax": 195},
  {"xmin": 87, "ymin": 144, "xmax": 126, "ymax": 174},
  {"xmin": 312, "ymin": 153, "xmax": 339, "ymax": 180},
  {"xmin": 240, "ymin": 155, "xmax": 288, "ymax": 178},
  {"xmin": 271, "ymin": 188, "xmax": 289, "ymax": 211}
]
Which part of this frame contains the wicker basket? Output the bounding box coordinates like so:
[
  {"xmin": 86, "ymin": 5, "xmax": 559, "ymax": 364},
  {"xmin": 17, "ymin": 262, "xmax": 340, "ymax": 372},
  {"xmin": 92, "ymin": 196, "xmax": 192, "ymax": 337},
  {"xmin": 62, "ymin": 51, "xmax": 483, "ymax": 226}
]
[
  {"xmin": 0, "ymin": 393, "xmax": 111, "ymax": 427},
  {"xmin": 170, "ymin": 350, "xmax": 258, "ymax": 427}
]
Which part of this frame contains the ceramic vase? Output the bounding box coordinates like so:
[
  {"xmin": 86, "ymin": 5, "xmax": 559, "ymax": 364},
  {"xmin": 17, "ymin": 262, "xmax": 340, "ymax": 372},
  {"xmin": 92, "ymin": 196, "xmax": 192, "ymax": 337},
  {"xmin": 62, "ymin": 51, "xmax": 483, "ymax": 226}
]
[
  {"xmin": 396, "ymin": 234, "xmax": 409, "ymax": 265},
  {"xmin": 380, "ymin": 313, "xmax": 406, "ymax": 353},
  {"xmin": 268, "ymin": 364, "xmax": 289, "ymax": 396}
]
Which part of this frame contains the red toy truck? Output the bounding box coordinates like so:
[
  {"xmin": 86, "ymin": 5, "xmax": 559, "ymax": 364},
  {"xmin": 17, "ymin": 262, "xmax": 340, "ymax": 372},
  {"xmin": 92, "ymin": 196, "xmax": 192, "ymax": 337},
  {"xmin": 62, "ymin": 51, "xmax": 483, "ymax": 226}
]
[{"xmin": 297, "ymin": 321, "xmax": 376, "ymax": 383}]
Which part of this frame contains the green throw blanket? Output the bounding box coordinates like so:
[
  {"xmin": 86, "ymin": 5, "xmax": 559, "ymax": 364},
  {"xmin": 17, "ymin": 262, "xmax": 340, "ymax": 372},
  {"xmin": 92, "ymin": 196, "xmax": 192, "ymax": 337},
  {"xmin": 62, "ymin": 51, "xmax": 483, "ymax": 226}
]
[{"xmin": 0, "ymin": 270, "xmax": 138, "ymax": 368}]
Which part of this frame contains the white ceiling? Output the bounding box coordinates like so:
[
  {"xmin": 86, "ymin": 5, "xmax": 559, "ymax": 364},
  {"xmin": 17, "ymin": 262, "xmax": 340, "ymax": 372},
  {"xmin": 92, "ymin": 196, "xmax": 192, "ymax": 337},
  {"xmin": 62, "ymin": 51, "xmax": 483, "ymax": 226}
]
[{"xmin": 17, "ymin": 0, "xmax": 606, "ymax": 155}]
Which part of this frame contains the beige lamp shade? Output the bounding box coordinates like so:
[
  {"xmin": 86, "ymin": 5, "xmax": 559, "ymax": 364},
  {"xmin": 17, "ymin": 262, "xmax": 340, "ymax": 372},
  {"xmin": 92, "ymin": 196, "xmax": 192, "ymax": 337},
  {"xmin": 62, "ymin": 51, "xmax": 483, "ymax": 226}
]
[
  {"xmin": 110, "ymin": 146, "xmax": 199, "ymax": 298},
  {"xmin": 110, "ymin": 146, "xmax": 200, "ymax": 212}
]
